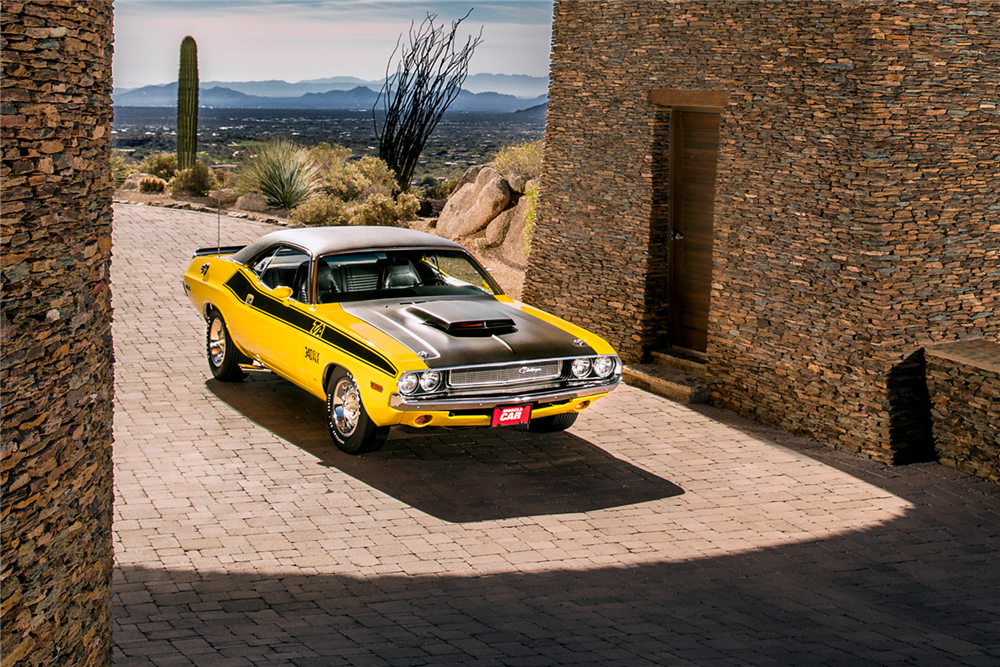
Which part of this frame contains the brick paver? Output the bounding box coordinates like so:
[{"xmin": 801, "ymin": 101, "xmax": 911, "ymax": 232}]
[{"xmin": 112, "ymin": 204, "xmax": 1000, "ymax": 666}]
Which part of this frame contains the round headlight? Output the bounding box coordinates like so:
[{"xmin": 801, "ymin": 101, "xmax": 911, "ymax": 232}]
[
  {"xmin": 571, "ymin": 358, "xmax": 592, "ymax": 378},
  {"xmin": 419, "ymin": 371, "xmax": 441, "ymax": 392},
  {"xmin": 593, "ymin": 356, "xmax": 616, "ymax": 378},
  {"xmin": 397, "ymin": 372, "xmax": 419, "ymax": 395}
]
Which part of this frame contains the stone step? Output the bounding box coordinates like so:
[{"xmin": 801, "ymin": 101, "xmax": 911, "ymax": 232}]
[
  {"xmin": 651, "ymin": 350, "xmax": 709, "ymax": 379},
  {"xmin": 623, "ymin": 363, "xmax": 709, "ymax": 404}
]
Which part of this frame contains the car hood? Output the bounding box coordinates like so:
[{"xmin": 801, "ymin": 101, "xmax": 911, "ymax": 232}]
[{"xmin": 340, "ymin": 296, "xmax": 596, "ymax": 368}]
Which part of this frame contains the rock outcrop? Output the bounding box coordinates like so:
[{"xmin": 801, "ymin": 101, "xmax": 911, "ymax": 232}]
[{"xmin": 436, "ymin": 167, "xmax": 511, "ymax": 239}]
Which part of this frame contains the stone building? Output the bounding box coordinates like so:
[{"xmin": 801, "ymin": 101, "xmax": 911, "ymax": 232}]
[
  {"xmin": 524, "ymin": 0, "xmax": 999, "ymax": 464},
  {"xmin": 1, "ymin": 2, "xmax": 116, "ymax": 664}
]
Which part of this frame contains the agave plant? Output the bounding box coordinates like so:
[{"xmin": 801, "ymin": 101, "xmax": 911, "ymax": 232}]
[{"xmin": 239, "ymin": 139, "xmax": 320, "ymax": 209}]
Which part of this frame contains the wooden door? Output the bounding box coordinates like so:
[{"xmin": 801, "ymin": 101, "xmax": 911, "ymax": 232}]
[{"xmin": 669, "ymin": 111, "xmax": 719, "ymax": 354}]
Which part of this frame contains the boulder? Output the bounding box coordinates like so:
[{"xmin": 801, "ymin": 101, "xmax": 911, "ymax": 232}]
[
  {"xmin": 500, "ymin": 182, "xmax": 537, "ymax": 268},
  {"xmin": 453, "ymin": 164, "xmax": 485, "ymax": 191},
  {"xmin": 485, "ymin": 206, "xmax": 516, "ymax": 247},
  {"xmin": 436, "ymin": 167, "xmax": 512, "ymax": 239},
  {"xmin": 504, "ymin": 171, "xmax": 530, "ymax": 195},
  {"xmin": 235, "ymin": 192, "xmax": 269, "ymax": 212},
  {"xmin": 121, "ymin": 172, "xmax": 155, "ymax": 190}
]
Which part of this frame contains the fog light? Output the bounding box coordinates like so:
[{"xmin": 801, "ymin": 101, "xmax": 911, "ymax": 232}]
[
  {"xmin": 575, "ymin": 400, "xmax": 591, "ymax": 411},
  {"xmin": 414, "ymin": 415, "xmax": 432, "ymax": 426},
  {"xmin": 571, "ymin": 358, "xmax": 592, "ymax": 378},
  {"xmin": 398, "ymin": 372, "xmax": 419, "ymax": 395},
  {"xmin": 419, "ymin": 371, "xmax": 441, "ymax": 392}
]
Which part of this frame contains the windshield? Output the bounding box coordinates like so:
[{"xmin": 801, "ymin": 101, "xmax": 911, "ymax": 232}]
[{"xmin": 314, "ymin": 249, "xmax": 502, "ymax": 303}]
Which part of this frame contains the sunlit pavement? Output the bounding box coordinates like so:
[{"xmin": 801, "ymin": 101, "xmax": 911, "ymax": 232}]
[{"xmin": 112, "ymin": 203, "xmax": 1000, "ymax": 666}]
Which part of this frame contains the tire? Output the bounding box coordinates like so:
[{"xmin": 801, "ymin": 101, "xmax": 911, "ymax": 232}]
[
  {"xmin": 206, "ymin": 311, "xmax": 246, "ymax": 381},
  {"xmin": 528, "ymin": 411, "xmax": 578, "ymax": 433},
  {"xmin": 326, "ymin": 367, "xmax": 390, "ymax": 454}
]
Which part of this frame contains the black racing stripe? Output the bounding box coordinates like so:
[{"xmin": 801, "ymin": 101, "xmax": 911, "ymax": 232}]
[{"xmin": 223, "ymin": 270, "xmax": 397, "ymax": 376}]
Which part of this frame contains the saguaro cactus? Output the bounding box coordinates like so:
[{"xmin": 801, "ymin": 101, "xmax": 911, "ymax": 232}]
[{"xmin": 177, "ymin": 35, "xmax": 199, "ymax": 171}]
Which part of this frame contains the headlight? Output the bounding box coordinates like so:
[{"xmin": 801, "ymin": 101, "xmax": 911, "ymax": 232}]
[
  {"xmin": 571, "ymin": 358, "xmax": 592, "ymax": 378},
  {"xmin": 397, "ymin": 372, "xmax": 419, "ymax": 394},
  {"xmin": 593, "ymin": 356, "xmax": 616, "ymax": 378},
  {"xmin": 419, "ymin": 371, "xmax": 441, "ymax": 392}
]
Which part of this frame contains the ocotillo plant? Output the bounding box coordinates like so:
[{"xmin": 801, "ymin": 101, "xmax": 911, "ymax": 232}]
[{"xmin": 177, "ymin": 35, "xmax": 199, "ymax": 171}]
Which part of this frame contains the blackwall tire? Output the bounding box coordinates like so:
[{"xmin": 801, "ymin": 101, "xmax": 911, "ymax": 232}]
[
  {"xmin": 528, "ymin": 411, "xmax": 578, "ymax": 433},
  {"xmin": 206, "ymin": 312, "xmax": 246, "ymax": 382},
  {"xmin": 326, "ymin": 367, "xmax": 390, "ymax": 454}
]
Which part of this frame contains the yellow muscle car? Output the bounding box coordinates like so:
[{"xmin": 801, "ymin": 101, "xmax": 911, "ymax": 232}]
[{"xmin": 183, "ymin": 226, "xmax": 621, "ymax": 454}]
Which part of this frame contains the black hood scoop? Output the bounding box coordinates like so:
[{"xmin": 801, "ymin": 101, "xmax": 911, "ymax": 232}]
[{"xmin": 408, "ymin": 301, "xmax": 517, "ymax": 336}]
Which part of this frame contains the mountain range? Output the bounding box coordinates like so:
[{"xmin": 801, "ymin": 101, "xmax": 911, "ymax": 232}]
[{"xmin": 113, "ymin": 73, "xmax": 549, "ymax": 112}]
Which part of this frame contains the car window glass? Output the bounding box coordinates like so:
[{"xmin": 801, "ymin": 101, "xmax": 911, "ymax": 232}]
[{"xmin": 251, "ymin": 246, "xmax": 310, "ymax": 296}]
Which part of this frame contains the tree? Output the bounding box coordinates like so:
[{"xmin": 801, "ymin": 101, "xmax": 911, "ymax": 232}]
[
  {"xmin": 177, "ymin": 36, "xmax": 199, "ymax": 171},
  {"xmin": 374, "ymin": 11, "xmax": 482, "ymax": 191}
]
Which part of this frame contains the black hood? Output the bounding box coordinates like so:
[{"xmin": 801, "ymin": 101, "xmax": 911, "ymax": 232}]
[{"xmin": 340, "ymin": 296, "xmax": 596, "ymax": 368}]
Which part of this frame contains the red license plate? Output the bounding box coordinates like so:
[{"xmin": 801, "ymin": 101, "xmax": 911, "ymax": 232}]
[{"xmin": 491, "ymin": 405, "xmax": 531, "ymax": 427}]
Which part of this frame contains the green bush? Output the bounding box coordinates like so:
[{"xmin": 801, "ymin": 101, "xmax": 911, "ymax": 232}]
[
  {"xmin": 308, "ymin": 143, "xmax": 396, "ymax": 201},
  {"xmin": 169, "ymin": 162, "xmax": 216, "ymax": 197},
  {"xmin": 138, "ymin": 176, "xmax": 167, "ymax": 193},
  {"xmin": 348, "ymin": 193, "xmax": 420, "ymax": 227},
  {"xmin": 521, "ymin": 181, "xmax": 539, "ymax": 256},
  {"xmin": 239, "ymin": 139, "xmax": 319, "ymax": 209},
  {"xmin": 290, "ymin": 195, "xmax": 348, "ymax": 226},
  {"xmin": 493, "ymin": 140, "xmax": 543, "ymax": 182},
  {"xmin": 140, "ymin": 152, "xmax": 178, "ymax": 180},
  {"xmin": 423, "ymin": 177, "xmax": 457, "ymax": 200},
  {"xmin": 112, "ymin": 151, "xmax": 139, "ymax": 188}
]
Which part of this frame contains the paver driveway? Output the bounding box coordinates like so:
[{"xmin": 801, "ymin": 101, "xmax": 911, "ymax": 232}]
[{"xmin": 112, "ymin": 204, "xmax": 1000, "ymax": 666}]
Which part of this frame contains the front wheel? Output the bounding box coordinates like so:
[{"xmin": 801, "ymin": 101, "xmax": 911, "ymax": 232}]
[
  {"xmin": 326, "ymin": 368, "xmax": 390, "ymax": 454},
  {"xmin": 528, "ymin": 412, "xmax": 578, "ymax": 433},
  {"xmin": 207, "ymin": 312, "xmax": 246, "ymax": 382}
]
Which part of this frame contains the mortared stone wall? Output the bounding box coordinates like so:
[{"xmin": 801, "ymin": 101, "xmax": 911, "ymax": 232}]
[
  {"xmin": 1, "ymin": 2, "xmax": 115, "ymax": 664},
  {"xmin": 524, "ymin": 0, "xmax": 999, "ymax": 463}
]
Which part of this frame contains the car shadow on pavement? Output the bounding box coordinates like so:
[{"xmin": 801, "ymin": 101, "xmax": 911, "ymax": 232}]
[{"xmin": 207, "ymin": 374, "xmax": 683, "ymax": 523}]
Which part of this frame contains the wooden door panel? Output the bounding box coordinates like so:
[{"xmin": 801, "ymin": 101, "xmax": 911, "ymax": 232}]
[{"xmin": 670, "ymin": 110, "xmax": 720, "ymax": 354}]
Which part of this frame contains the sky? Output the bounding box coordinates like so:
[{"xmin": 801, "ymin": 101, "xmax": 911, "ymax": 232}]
[{"xmin": 113, "ymin": 0, "xmax": 555, "ymax": 89}]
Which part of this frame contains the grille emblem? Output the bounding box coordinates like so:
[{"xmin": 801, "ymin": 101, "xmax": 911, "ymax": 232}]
[{"xmin": 519, "ymin": 366, "xmax": 542, "ymax": 374}]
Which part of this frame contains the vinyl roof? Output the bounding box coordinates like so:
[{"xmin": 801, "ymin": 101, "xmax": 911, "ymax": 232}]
[{"xmin": 230, "ymin": 226, "xmax": 466, "ymax": 264}]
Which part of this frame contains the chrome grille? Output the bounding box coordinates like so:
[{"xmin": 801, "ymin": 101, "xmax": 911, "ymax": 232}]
[{"xmin": 449, "ymin": 361, "xmax": 562, "ymax": 388}]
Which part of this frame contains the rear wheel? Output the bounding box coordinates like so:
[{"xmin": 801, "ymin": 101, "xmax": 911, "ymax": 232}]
[
  {"xmin": 326, "ymin": 368, "xmax": 390, "ymax": 454},
  {"xmin": 207, "ymin": 312, "xmax": 246, "ymax": 381},
  {"xmin": 528, "ymin": 412, "xmax": 578, "ymax": 433}
]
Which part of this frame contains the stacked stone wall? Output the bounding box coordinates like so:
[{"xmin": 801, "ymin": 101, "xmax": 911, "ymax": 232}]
[
  {"xmin": 524, "ymin": 1, "xmax": 999, "ymax": 463},
  {"xmin": 925, "ymin": 340, "xmax": 1000, "ymax": 485},
  {"xmin": 1, "ymin": 2, "xmax": 115, "ymax": 665}
]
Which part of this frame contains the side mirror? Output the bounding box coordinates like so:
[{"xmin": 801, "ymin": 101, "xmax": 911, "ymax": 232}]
[{"xmin": 272, "ymin": 285, "xmax": 293, "ymax": 299}]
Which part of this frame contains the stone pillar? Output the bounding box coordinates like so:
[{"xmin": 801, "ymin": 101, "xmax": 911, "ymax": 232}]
[{"xmin": 1, "ymin": 2, "xmax": 115, "ymax": 665}]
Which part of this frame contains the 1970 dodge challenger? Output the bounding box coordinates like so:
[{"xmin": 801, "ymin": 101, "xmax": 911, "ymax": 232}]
[{"xmin": 183, "ymin": 226, "xmax": 621, "ymax": 454}]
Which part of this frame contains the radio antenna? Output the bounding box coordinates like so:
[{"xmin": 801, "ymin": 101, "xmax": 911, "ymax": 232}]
[{"xmin": 216, "ymin": 188, "xmax": 221, "ymax": 255}]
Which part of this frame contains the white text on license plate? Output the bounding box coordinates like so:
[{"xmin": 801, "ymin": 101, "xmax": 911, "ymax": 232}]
[{"xmin": 492, "ymin": 405, "xmax": 531, "ymax": 427}]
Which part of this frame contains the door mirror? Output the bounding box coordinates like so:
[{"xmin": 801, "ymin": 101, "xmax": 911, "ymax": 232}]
[{"xmin": 272, "ymin": 285, "xmax": 293, "ymax": 300}]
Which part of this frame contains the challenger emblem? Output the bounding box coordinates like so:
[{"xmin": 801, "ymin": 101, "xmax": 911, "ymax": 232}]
[
  {"xmin": 519, "ymin": 366, "xmax": 542, "ymax": 374},
  {"xmin": 310, "ymin": 321, "xmax": 326, "ymax": 337},
  {"xmin": 245, "ymin": 294, "xmax": 254, "ymax": 305},
  {"xmin": 573, "ymin": 339, "xmax": 587, "ymax": 347}
]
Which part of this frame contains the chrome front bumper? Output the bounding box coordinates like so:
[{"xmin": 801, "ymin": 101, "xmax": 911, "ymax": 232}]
[{"xmin": 388, "ymin": 377, "xmax": 621, "ymax": 412}]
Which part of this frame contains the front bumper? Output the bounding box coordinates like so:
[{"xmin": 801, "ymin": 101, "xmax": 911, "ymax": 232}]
[{"xmin": 388, "ymin": 377, "xmax": 621, "ymax": 411}]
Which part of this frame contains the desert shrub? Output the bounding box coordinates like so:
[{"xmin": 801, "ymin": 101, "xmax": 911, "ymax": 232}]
[
  {"xmin": 169, "ymin": 162, "xmax": 216, "ymax": 197},
  {"xmin": 112, "ymin": 151, "xmax": 139, "ymax": 188},
  {"xmin": 493, "ymin": 140, "xmax": 543, "ymax": 182},
  {"xmin": 423, "ymin": 177, "xmax": 457, "ymax": 200},
  {"xmin": 140, "ymin": 152, "xmax": 178, "ymax": 180},
  {"xmin": 308, "ymin": 143, "xmax": 396, "ymax": 201},
  {"xmin": 239, "ymin": 139, "xmax": 319, "ymax": 209},
  {"xmin": 211, "ymin": 167, "xmax": 236, "ymax": 188},
  {"xmin": 521, "ymin": 181, "xmax": 539, "ymax": 256},
  {"xmin": 348, "ymin": 192, "xmax": 420, "ymax": 227},
  {"xmin": 291, "ymin": 195, "xmax": 349, "ymax": 226},
  {"xmin": 138, "ymin": 176, "xmax": 167, "ymax": 193}
]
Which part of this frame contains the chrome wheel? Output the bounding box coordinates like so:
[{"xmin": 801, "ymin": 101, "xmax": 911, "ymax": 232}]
[
  {"xmin": 208, "ymin": 317, "xmax": 226, "ymax": 368},
  {"xmin": 332, "ymin": 375, "xmax": 361, "ymax": 437}
]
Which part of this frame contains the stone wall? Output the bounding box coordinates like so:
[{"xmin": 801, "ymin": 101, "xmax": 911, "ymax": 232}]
[
  {"xmin": 524, "ymin": 1, "xmax": 1000, "ymax": 463},
  {"xmin": 925, "ymin": 340, "xmax": 1000, "ymax": 485},
  {"xmin": 1, "ymin": 2, "xmax": 115, "ymax": 665}
]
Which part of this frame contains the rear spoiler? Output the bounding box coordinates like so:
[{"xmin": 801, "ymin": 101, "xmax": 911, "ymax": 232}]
[{"xmin": 193, "ymin": 245, "xmax": 245, "ymax": 257}]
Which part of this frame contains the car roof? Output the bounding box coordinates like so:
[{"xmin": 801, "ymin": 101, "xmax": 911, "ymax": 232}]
[{"xmin": 231, "ymin": 226, "xmax": 466, "ymax": 264}]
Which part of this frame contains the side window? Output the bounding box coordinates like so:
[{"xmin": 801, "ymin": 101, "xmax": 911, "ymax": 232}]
[{"xmin": 250, "ymin": 246, "xmax": 311, "ymax": 299}]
